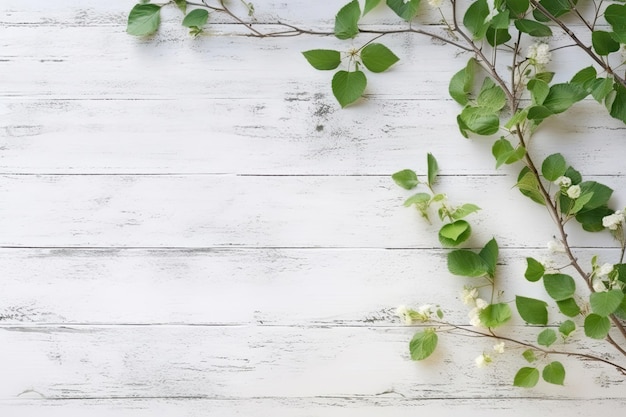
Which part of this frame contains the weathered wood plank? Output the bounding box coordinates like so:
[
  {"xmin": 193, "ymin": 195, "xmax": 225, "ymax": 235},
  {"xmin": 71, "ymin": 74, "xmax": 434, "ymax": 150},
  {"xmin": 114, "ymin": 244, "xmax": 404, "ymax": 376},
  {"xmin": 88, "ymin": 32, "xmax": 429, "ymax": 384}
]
[
  {"xmin": 0, "ymin": 247, "xmax": 615, "ymax": 325},
  {"xmin": 0, "ymin": 325, "xmax": 623, "ymax": 400},
  {"xmin": 0, "ymin": 174, "xmax": 623, "ymax": 248}
]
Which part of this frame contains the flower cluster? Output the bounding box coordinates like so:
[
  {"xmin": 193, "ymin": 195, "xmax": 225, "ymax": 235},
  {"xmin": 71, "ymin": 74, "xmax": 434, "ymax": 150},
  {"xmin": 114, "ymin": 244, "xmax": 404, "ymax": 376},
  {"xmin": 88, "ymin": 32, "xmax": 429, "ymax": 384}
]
[
  {"xmin": 475, "ymin": 342, "xmax": 506, "ymax": 368},
  {"xmin": 462, "ymin": 287, "xmax": 488, "ymax": 327},
  {"xmin": 554, "ymin": 176, "xmax": 580, "ymax": 199},
  {"xmin": 395, "ymin": 304, "xmax": 434, "ymax": 324},
  {"xmin": 526, "ymin": 42, "xmax": 551, "ymax": 67},
  {"xmin": 602, "ymin": 210, "xmax": 624, "ymax": 230}
]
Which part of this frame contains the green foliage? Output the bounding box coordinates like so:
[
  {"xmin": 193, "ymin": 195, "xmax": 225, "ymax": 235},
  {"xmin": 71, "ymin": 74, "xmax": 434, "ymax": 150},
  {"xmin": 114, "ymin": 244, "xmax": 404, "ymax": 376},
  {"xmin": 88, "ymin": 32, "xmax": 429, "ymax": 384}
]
[
  {"xmin": 608, "ymin": 84, "xmax": 626, "ymax": 124},
  {"xmin": 533, "ymin": 0, "xmax": 576, "ymax": 21},
  {"xmin": 463, "ymin": 0, "xmax": 490, "ymax": 39},
  {"xmin": 516, "ymin": 167, "xmax": 545, "ymax": 205},
  {"xmin": 364, "ymin": 0, "xmax": 382, "ymax": 15},
  {"xmin": 458, "ymin": 107, "xmax": 500, "ymax": 136},
  {"xmin": 409, "ymin": 328, "xmax": 438, "ymax": 360},
  {"xmin": 448, "ymin": 249, "xmax": 489, "ymax": 277},
  {"xmin": 449, "ymin": 59, "xmax": 476, "ymax": 105},
  {"xmin": 427, "ymin": 153, "xmax": 439, "ymax": 187},
  {"xmin": 514, "ymin": 19, "xmax": 552, "ymax": 37},
  {"xmin": 514, "ymin": 367, "xmax": 540, "ymax": 387},
  {"xmin": 492, "ymin": 138, "xmax": 526, "ymax": 168},
  {"xmin": 505, "ymin": 0, "xmax": 529, "ymax": 17},
  {"xmin": 387, "ymin": 0, "xmax": 421, "ymax": 21},
  {"xmin": 332, "ymin": 71, "xmax": 367, "ymax": 108},
  {"xmin": 479, "ymin": 238, "xmax": 499, "ymax": 278},
  {"xmin": 516, "ymin": 296, "xmax": 548, "ymax": 325},
  {"xmin": 524, "ymin": 257, "xmax": 545, "ymax": 282},
  {"xmin": 537, "ymin": 328, "xmax": 557, "ymax": 347},
  {"xmin": 360, "ymin": 43, "xmax": 400, "ymax": 73},
  {"xmin": 392, "ymin": 169, "xmax": 419, "ymax": 190},
  {"xmin": 556, "ymin": 298, "xmax": 581, "ymax": 317},
  {"xmin": 543, "ymin": 83, "xmax": 588, "ymax": 114},
  {"xmin": 559, "ymin": 320, "xmax": 576, "ymax": 337},
  {"xmin": 174, "ymin": 0, "xmax": 187, "ymax": 14},
  {"xmin": 450, "ymin": 204, "xmax": 481, "ymax": 220},
  {"xmin": 543, "ymin": 274, "xmax": 576, "ymax": 301},
  {"xmin": 541, "ymin": 153, "xmax": 566, "ymax": 181},
  {"xmin": 584, "ymin": 313, "xmax": 611, "ymax": 339},
  {"xmin": 182, "ymin": 9, "xmax": 209, "ymax": 36},
  {"xmin": 591, "ymin": 31, "xmax": 620, "ymax": 56},
  {"xmin": 479, "ymin": 303, "xmax": 512, "ymax": 328},
  {"xmin": 542, "ymin": 361, "xmax": 565, "ymax": 385},
  {"xmin": 605, "ymin": 4, "xmax": 626, "ymax": 43},
  {"xmin": 127, "ymin": 3, "xmax": 162, "ymax": 36},
  {"xmin": 335, "ymin": 0, "xmax": 361, "ymax": 39},
  {"xmin": 522, "ymin": 349, "xmax": 537, "ymax": 363},
  {"xmin": 302, "ymin": 50, "xmax": 342, "ymax": 70},
  {"xmin": 439, "ymin": 220, "xmax": 472, "ymax": 246},
  {"xmin": 590, "ymin": 290, "xmax": 624, "ymax": 317}
]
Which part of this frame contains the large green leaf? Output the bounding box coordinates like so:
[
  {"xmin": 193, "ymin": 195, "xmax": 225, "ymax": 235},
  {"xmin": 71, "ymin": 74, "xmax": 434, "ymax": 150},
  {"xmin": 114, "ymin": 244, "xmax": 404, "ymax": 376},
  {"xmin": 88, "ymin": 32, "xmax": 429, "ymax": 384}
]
[
  {"xmin": 182, "ymin": 9, "xmax": 209, "ymax": 28},
  {"xmin": 360, "ymin": 43, "xmax": 399, "ymax": 73},
  {"xmin": 609, "ymin": 83, "xmax": 626, "ymax": 124},
  {"xmin": 479, "ymin": 303, "xmax": 512, "ymax": 327},
  {"xmin": 335, "ymin": 0, "xmax": 361, "ymax": 39},
  {"xmin": 450, "ymin": 204, "xmax": 481, "ymax": 220},
  {"xmin": 439, "ymin": 220, "xmax": 472, "ymax": 246},
  {"xmin": 584, "ymin": 313, "xmax": 611, "ymax": 339},
  {"xmin": 492, "ymin": 138, "xmax": 525, "ymax": 168},
  {"xmin": 505, "ymin": 0, "xmax": 529, "ymax": 16},
  {"xmin": 514, "ymin": 367, "xmax": 539, "ymax": 388},
  {"xmin": 127, "ymin": 4, "xmax": 162, "ymax": 36},
  {"xmin": 409, "ymin": 329, "xmax": 438, "ymax": 360},
  {"xmin": 302, "ymin": 50, "xmax": 342, "ymax": 70},
  {"xmin": 559, "ymin": 320, "xmax": 576, "ymax": 337},
  {"xmin": 332, "ymin": 70, "xmax": 367, "ymax": 108},
  {"xmin": 543, "ymin": 273, "xmax": 575, "ymax": 301},
  {"xmin": 577, "ymin": 181, "xmax": 613, "ymax": 211},
  {"xmin": 516, "ymin": 167, "xmax": 545, "ymax": 205},
  {"xmin": 463, "ymin": 0, "xmax": 490, "ymax": 39},
  {"xmin": 590, "ymin": 289, "xmax": 624, "ymax": 317},
  {"xmin": 516, "ymin": 296, "xmax": 548, "ymax": 324},
  {"xmin": 427, "ymin": 153, "xmax": 438, "ymax": 187},
  {"xmin": 542, "ymin": 361, "xmax": 565, "ymax": 385},
  {"xmin": 449, "ymin": 59, "xmax": 476, "ymax": 105},
  {"xmin": 364, "ymin": 0, "xmax": 382, "ymax": 15},
  {"xmin": 524, "ymin": 257, "xmax": 545, "ymax": 282},
  {"xmin": 541, "ymin": 153, "xmax": 566, "ymax": 181},
  {"xmin": 605, "ymin": 4, "xmax": 626, "ymax": 44},
  {"xmin": 533, "ymin": 0, "xmax": 576, "ymax": 22},
  {"xmin": 527, "ymin": 79, "xmax": 550, "ymax": 105},
  {"xmin": 576, "ymin": 205, "xmax": 612, "ymax": 232},
  {"xmin": 477, "ymin": 80, "xmax": 507, "ymax": 112},
  {"xmin": 543, "ymin": 83, "xmax": 588, "ymax": 114},
  {"xmin": 514, "ymin": 19, "xmax": 552, "ymax": 37},
  {"xmin": 592, "ymin": 31, "xmax": 620, "ymax": 56},
  {"xmin": 392, "ymin": 169, "xmax": 419, "ymax": 190},
  {"xmin": 556, "ymin": 297, "xmax": 581, "ymax": 317},
  {"xmin": 459, "ymin": 107, "xmax": 500, "ymax": 136},
  {"xmin": 387, "ymin": 0, "xmax": 421, "ymax": 21},
  {"xmin": 537, "ymin": 328, "xmax": 557, "ymax": 347},
  {"xmin": 447, "ymin": 249, "xmax": 489, "ymax": 277}
]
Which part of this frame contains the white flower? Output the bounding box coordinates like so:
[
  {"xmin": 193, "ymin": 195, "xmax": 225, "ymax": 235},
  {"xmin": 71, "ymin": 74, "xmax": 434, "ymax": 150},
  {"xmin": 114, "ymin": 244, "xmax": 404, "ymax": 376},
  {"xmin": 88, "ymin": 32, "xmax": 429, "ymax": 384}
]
[
  {"xmin": 566, "ymin": 185, "xmax": 581, "ymax": 199},
  {"xmin": 462, "ymin": 287, "xmax": 479, "ymax": 306},
  {"xmin": 475, "ymin": 353, "xmax": 492, "ymax": 368},
  {"xmin": 395, "ymin": 305, "xmax": 413, "ymax": 325},
  {"xmin": 493, "ymin": 341, "xmax": 505, "ymax": 354},
  {"xmin": 527, "ymin": 42, "xmax": 551, "ymax": 66},
  {"xmin": 593, "ymin": 278, "xmax": 607, "ymax": 292},
  {"xmin": 540, "ymin": 257, "xmax": 559, "ymax": 274},
  {"xmin": 554, "ymin": 176, "xmax": 572, "ymax": 188},
  {"xmin": 403, "ymin": 0, "xmax": 411, "ymax": 3},
  {"xmin": 468, "ymin": 307, "xmax": 483, "ymax": 327},
  {"xmin": 428, "ymin": 0, "xmax": 444, "ymax": 7},
  {"xmin": 547, "ymin": 239, "xmax": 565, "ymax": 253},
  {"xmin": 597, "ymin": 263, "xmax": 614, "ymax": 277},
  {"xmin": 475, "ymin": 298, "xmax": 489, "ymax": 309},
  {"xmin": 602, "ymin": 211, "xmax": 624, "ymax": 230}
]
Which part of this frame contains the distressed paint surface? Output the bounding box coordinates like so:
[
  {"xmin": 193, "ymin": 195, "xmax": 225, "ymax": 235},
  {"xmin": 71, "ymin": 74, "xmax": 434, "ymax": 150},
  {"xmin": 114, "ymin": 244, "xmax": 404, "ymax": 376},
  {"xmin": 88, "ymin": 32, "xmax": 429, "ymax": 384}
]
[{"xmin": 1, "ymin": 0, "xmax": 626, "ymax": 415}]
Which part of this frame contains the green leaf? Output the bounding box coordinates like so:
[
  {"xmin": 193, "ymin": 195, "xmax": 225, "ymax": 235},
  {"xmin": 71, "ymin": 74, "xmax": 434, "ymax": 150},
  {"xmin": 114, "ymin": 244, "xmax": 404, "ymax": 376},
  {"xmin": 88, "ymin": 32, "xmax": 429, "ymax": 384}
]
[
  {"xmin": 182, "ymin": 9, "xmax": 209, "ymax": 28},
  {"xmin": 506, "ymin": 0, "xmax": 529, "ymax": 16},
  {"xmin": 335, "ymin": 0, "xmax": 361, "ymax": 40},
  {"xmin": 516, "ymin": 168, "xmax": 545, "ymax": 205},
  {"xmin": 427, "ymin": 153, "xmax": 438, "ymax": 187},
  {"xmin": 541, "ymin": 153, "xmax": 567, "ymax": 181},
  {"xmin": 570, "ymin": 66, "xmax": 597, "ymax": 90},
  {"xmin": 533, "ymin": 0, "xmax": 576, "ymax": 21},
  {"xmin": 542, "ymin": 361, "xmax": 565, "ymax": 385},
  {"xmin": 613, "ymin": 293, "xmax": 626, "ymax": 320},
  {"xmin": 439, "ymin": 220, "xmax": 472, "ymax": 246},
  {"xmin": 605, "ymin": 4, "xmax": 626, "ymax": 44},
  {"xmin": 479, "ymin": 303, "xmax": 512, "ymax": 328},
  {"xmin": 392, "ymin": 169, "xmax": 419, "ymax": 190},
  {"xmin": 522, "ymin": 349, "xmax": 537, "ymax": 363},
  {"xmin": 360, "ymin": 43, "xmax": 399, "ymax": 73},
  {"xmin": 514, "ymin": 367, "xmax": 539, "ymax": 387},
  {"xmin": 489, "ymin": 10, "xmax": 510, "ymax": 29},
  {"xmin": 493, "ymin": 138, "xmax": 525, "ymax": 168},
  {"xmin": 459, "ymin": 107, "xmax": 500, "ymax": 136},
  {"xmin": 174, "ymin": 0, "xmax": 187, "ymax": 14},
  {"xmin": 479, "ymin": 238, "xmax": 499, "ymax": 278},
  {"xmin": 543, "ymin": 273, "xmax": 575, "ymax": 301},
  {"xmin": 584, "ymin": 313, "xmax": 611, "ymax": 339},
  {"xmin": 451, "ymin": 203, "xmax": 481, "ymax": 220},
  {"xmin": 592, "ymin": 31, "xmax": 620, "ymax": 56},
  {"xmin": 127, "ymin": 4, "xmax": 162, "ymax": 36},
  {"xmin": 591, "ymin": 77, "xmax": 614, "ymax": 103},
  {"xmin": 447, "ymin": 249, "xmax": 489, "ymax": 277},
  {"xmin": 527, "ymin": 79, "xmax": 550, "ymax": 105},
  {"xmin": 477, "ymin": 80, "xmax": 507, "ymax": 112},
  {"xmin": 590, "ymin": 289, "xmax": 624, "ymax": 317},
  {"xmin": 449, "ymin": 59, "xmax": 476, "ymax": 105},
  {"xmin": 609, "ymin": 83, "xmax": 626, "ymax": 125},
  {"xmin": 516, "ymin": 296, "xmax": 548, "ymax": 325},
  {"xmin": 514, "ymin": 19, "xmax": 552, "ymax": 37},
  {"xmin": 543, "ymin": 83, "xmax": 588, "ymax": 114},
  {"xmin": 534, "ymin": 71, "xmax": 555, "ymax": 83},
  {"xmin": 559, "ymin": 320, "xmax": 576, "ymax": 337},
  {"xmin": 525, "ymin": 257, "xmax": 545, "ymax": 282},
  {"xmin": 569, "ymin": 191, "xmax": 594, "ymax": 214},
  {"xmin": 332, "ymin": 70, "xmax": 367, "ymax": 108},
  {"xmin": 505, "ymin": 109, "xmax": 528, "ymax": 129},
  {"xmin": 364, "ymin": 0, "xmax": 382, "ymax": 15},
  {"xmin": 537, "ymin": 328, "xmax": 557, "ymax": 347},
  {"xmin": 527, "ymin": 105, "xmax": 553, "ymax": 121},
  {"xmin": 578, "ymin": 181, "xmax": 613, "ymax": 211},
  {"xmin": 576, "ymin": 205, "xmax": 612, "ymax": 232},
  {"xmin": 386, "ymin": 0, "xmax": 420, "ymax": 21},
  {"xmin": 464, "ymin": 0, "xmax": 490, "ymax": 39},
  {"xmin": 302, "ymin": 50, "xmax": 342, "ymax": 71},
  {"xmin": 486, "ymin": 26, "xmax": 512, "ymax": 47},
  {"xmin": 564, "ymin": 166, "xmax": 582, "ymax": 185},
  {"xmin": 404, "ymin": 192, "xmax": 431, "ymax": 207},
  {"xmin": 409, "ymin": 329, "xmax": 438, "ymax": 360},
  {"xmin": 556, "ymin": 298, "xmax": 581, "ymax": 317}
]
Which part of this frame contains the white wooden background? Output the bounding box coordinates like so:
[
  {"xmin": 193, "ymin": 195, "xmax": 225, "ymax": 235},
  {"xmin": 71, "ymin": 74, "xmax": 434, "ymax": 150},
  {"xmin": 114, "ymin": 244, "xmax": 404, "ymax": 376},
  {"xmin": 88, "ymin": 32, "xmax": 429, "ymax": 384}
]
[{"xmin": 2, "ymin": 1, "xmax": 626, "ymax": 415}]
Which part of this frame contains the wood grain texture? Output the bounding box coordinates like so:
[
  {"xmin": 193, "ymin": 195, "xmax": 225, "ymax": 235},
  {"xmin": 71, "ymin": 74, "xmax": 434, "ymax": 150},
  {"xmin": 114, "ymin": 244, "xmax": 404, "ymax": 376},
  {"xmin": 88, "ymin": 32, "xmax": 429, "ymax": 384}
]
[{"xmin": 2, "ymin": 0, "xmax": 626, "ymax": 414}]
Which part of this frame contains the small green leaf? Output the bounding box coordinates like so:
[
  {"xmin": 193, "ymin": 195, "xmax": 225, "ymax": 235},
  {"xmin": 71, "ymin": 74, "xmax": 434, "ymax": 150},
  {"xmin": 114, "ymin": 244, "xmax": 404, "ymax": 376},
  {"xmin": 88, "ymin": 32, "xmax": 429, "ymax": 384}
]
[
  {"xmin": 543, "ymin": 83, "xmax": 588, "ymax": 114},
  {"xmin": 477, "ymin": 80, "xmax": 507, "ymax": 112},
  {"xmin": 537, "ymin": 328, "xmax": 557, "ymax": 347},
  {"xmin": 543, "ymin": 274, "xmax": 576, "ymax": 301},
  {"xmin": 404, "ymin": 192, "xmax": 431, "ymax": 207},
  {"xmin": 590, "ymin": 290, "xmax": 624, "ymax": 317},
  {"xmin": 360, "ymin": 43, "xmax": 399, "ymax": 73},
  {"xmin": 464, "ymin": 0, "xmax": 490, "ymax": 39},
  {"xmin": 541, "ymin": 153, "xmax": 567, "ymax": 181},
  {"xmin": 439, "ymin": 220, "xmax": 472, "ymax": 246},
  {"xmin": 522, "ymin": 349, "xmax": 537, "ymax": 363},
  {"xmin": 527, "ymin": 105, "xmax": 553, "ymax": 122},
  {"xmin": 332, "ymin": 70, "xmax": 367, "ymax": 108},
  {"xmin": 479, "ymin": 303, "xmax": 512, "ymax": 328},
  {"xmin": 517, "ymin": 168, "xmax": 545, "ymax": 205},
  {"xmin": 514, "ymin": 19, "xmax": 552, "ymax": 36},
  {"xmin": 449, "ymin": 59, "xmax": 476, "ymax": 105},
  {"xmin": 584, "ymin": 313, "xmax": 611, "ymax": 339},
  {"xmin": 364, "ymin": 0, "xmax": 382, "ymax": 15},
  {"xmin": 182, "ymin": 9, "xmax": 209, "ymax": 28},
  {"xmin": 527, "ymin": 79, "xmax": 550, "ymax": 105},
  {"xmin": 427, "ymin": 153, "xmax": 438, "ymax": 187},
  {"xmin": 447, "ymin": 249, "xmax": 490, "ymax": 277},
  {"xmin": 592, "ymin": 31, "xmax": 621, "ymax": 56},
  {"xmin": 516, "ymin": 296, "xmax": 548, "ymax": 325},
  {"xmin": 174, "ymin": 0, "xmax": 187, "ymax": 13},
  {"xmin": 533, "ymin": 0, "xmax": 576, "ymax": 21},
  {"xmin": 559, "ymin": 320, "xmax": 576, "ymax": 337},
  {"xmin": 392, "ymin": 169, "xmax": 419, "ymax": 190},
  {"xmin": 525, "ymin": 257, "xmax": 545, "ymax": 282},
  {"xmin": 505, "ymin": 109, "xmax": 528, "ymax": 129},
  {"xmin": 335, "ymin": 0, "xmax": 361, "ymax": 40},
  {"xmin": 492, "ymin": 138, "xmax": 525, "ymax": 168},
  {"xmin": 302, "ymin": 50, "xmax": 342, "ymax": 70},
  {"xmin": 556, "ymin": 298, "xmax": 581, "ymax": 317},
  {"xmin": 127, "ymin": 3, "xmax": 162, "ymax": 36},
  {"xmin": 459, "ymin": 107, "xmax": 500, "ymax": 136},
  {"xmin": 534, "ymin": 72, "xmax": 555, "ymax": 83},
  {"xmin": 386, "ymin": 0, "xmax": 420, "ymax": 21},
  {"xmin": 479, "ymin": 238, "xmax": 499, "ymax": 278},
  {"xmin": 409, "ymin": 328, "xmax": 438, "ymax": 360},
  {"xmin": 514, "ymin": 367, "xmax": 540, "ymax": 387},
  {"xmin": 542, "ymin": 361, "xmax": 565, "ymax": 385},
  {"xmin": 569, "ymin": 191, "xmax": 594, "ymax": 214},
  {"xmin": 450, "ymin": 203, "xmax": 481, "ymax": 220}
]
